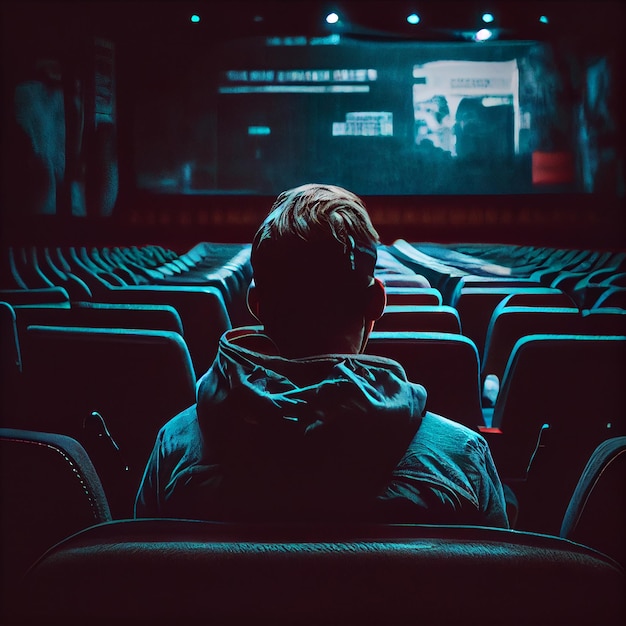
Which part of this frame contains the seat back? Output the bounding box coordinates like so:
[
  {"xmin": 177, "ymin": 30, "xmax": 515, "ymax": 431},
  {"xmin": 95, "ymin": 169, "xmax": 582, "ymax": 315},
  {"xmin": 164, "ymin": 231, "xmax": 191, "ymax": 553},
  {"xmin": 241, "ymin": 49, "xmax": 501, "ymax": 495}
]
[
  {"xmin": 0, "ymin": 287, "xmax": 70, "ymax": 306},
  {"xmin": 383, "ymin": 286, "xmax": 442, "ymax": 306},
  {"xmin": 592, "ymin": 287, "xmax": 626, "ymax": 309},
  {"xmin": 366, "ymin": 331, "xmax": 484, "ymax": 429},
  {"xmin": 481, "ymin": 306, "xmax": 580, "ymax": 382},
  {"xmin": 375, "ymin": 305, "xmax": 461, "ymax": 333},
  {"xmin": 561, "ymin": 436, "xmax": 626, "ymax": 567},
  {"xmin": 20, "ymin": 325, "xmax": 197, "ymax": 518},
  {"xmin": 490, "ymin": 334, "xmax": 626, "ymax": 533},
  {"xmin": 377, "ymin": 274, "xmax": 431, "ymax": 288},
  {"xmin": 13, "ymin": 301, "xmax": 185, "ymax": 338},
  {"xmin": 0, "ymin": 302, "xmax": 23, "ymax": 419},
  {"xmin": 498, "ymin": 290, "xmax": 577, "ymax": 308},
  {"xmin": 0, "ymin": 428, "xmax": 111, "ymax": 607},
  {"xmin": 581, "ymin": 308, "xmax": 626, "ymax": 335},
  {"xmin": 0, "ymin": 300, "xmax": 21, "ymax": 378},
  {"xmin": 13, "ymin": 519, "xmax": 625, "ymax": 625},
  {"xmin": 102, "ymin": 285, "xmax": 231, "ymax": 377},
  {"xmin": 452, "ymin": 286, "xmax": 573, "ymax": 359}
]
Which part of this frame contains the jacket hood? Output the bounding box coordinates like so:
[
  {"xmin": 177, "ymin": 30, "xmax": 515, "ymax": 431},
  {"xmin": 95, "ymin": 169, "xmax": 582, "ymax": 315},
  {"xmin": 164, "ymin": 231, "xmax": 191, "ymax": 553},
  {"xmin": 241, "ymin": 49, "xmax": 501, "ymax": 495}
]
[{"xmin": 195, "ymin": 328, "xmax": 426, "ymax": 513}]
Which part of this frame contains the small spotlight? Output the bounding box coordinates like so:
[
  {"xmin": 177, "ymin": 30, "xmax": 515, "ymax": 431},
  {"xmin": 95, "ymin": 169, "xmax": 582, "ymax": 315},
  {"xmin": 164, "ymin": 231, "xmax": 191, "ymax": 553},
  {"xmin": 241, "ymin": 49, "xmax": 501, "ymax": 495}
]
[
  {"xmin": 407, "ymin": 13, "xmax": 420, "ymax": 25},
  {"xmin": 482, "ymin": 13, "xmax": 494, "ymax": 23},
  {"xmin": 474, "ymin": 28, "xmax": 493, "ymax": 42},
  {"xmin": 539, "ymin": 15, "xmax": 549, "ymax": 24},
  {"xmin": 190, "ymin": 14, "xmax": 200, "ymax": 23},
  {"xmin": 326, "ymin": 12, "xmax": 339, "ymax": 24}
]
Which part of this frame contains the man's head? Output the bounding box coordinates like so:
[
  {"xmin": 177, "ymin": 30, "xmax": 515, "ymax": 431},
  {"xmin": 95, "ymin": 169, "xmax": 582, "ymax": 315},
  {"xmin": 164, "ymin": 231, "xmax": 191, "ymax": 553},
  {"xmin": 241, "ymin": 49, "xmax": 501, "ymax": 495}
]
[{"xmin": 248, "ymin": 183, "xmax": 386, "ymax": 357}]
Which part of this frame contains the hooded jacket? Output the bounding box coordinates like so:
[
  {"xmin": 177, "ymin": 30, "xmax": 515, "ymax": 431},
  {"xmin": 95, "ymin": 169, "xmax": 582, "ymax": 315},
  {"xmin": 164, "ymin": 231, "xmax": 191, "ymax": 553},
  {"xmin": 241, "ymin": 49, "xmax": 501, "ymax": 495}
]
[{"xmin": 135, "ymin": 328, "xmax": 508, "ymax": 528}]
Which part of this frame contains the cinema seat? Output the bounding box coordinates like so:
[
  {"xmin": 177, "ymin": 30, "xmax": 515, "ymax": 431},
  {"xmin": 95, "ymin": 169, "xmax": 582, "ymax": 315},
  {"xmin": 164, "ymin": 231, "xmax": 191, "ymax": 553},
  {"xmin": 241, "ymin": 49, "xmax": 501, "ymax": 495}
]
[
  {"xmin": 377, "ymin": 274, "xmax": 431, "ymax": 288},
  {"xmin": 0, "ymin": 301, "xmax": 21, "ymax": 379},
  {"xmin": 7, "ymin": 247, "xmax": 55, "ymax": 291},
  {"xmin": 481, "ymin": 306, "xmax": 580, "ymax": 386},
  {"xmin": 383, "ymin": 286, "xmax": 442, "ymax": 306},
  {"xmin": 42, "ymin": 247, "xmax": 232, "ymax": 375},
  {"xmin": 0, "ymin": 302, "xmax": 22, "ymax": 419},
  {"xmin": 388, "ymin": 239, "xmax": 467, "ymax": 291},
  {"xmin": 12, "ymin": 519, "xmax": 624, "ymax": 625},
  {"xmin": 560, "ymin": 436, "xmax": 626, "ymax": 567},
  {"xmin": 0, "ymin": 428, "xmax": 111, "ymax": 612},
  {"xmin": 548, "ymin": 251, "xmax": 619, "ymax": 292},
  {"xmin": 0, "ymin": 286, "xmax": 70, "ymax": 307},
  {"xmin": 591, "ymin": 287, "xmax": 626, "ymax": 310},
  {"xmin": 482, "ymin": 333, "xmax": 626, "ymax": 535},
  {"xmin": 374, "ymin": 305, "xmax": 461, "ymax": 333},
  {"xmin": 36, "ymin": 247, "xmax": 94, "ymax": 300},
  {"xmin": 100, "ymin": 285, "xmax": 231, "ymax": 376},
  {"xmin": 450, "ymin": 286, "xmax": 574, "ymax": 359},
  {"xmin": 485, "ymin": 289, "xmax": 576, "ymax": 309},
  {"xmin": 366, "ymin": 331, "xmax": 484, "ymax": 429},
  {"xmin": 529, "ymin": 249, "xmax": 603, "ymax": 286},
  {"xmin": 443, "ymin": 276, "xmax": 542, "ymax": 307},
  {"xmin": 94, "ymin": 243, "xmax": 252, "ymax": 313},
  {"xmin": 581, "ymin": 308, "xmax": 626, "ymax": 335},
  {"xmin": 13, "ymin": 301, "xmax": 185, "ymax": 339},
  {"xmin": 19, "ymin": 325, "xmax": 197, "ymax": 518}
]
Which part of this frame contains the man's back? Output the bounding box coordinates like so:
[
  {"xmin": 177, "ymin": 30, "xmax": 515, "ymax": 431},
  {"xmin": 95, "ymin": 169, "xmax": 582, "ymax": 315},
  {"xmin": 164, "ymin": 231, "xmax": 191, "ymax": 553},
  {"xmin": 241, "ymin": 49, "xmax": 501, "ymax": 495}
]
[{"xmin": 135, "ymin": 184, "xmax": 509, "ymax": 528}]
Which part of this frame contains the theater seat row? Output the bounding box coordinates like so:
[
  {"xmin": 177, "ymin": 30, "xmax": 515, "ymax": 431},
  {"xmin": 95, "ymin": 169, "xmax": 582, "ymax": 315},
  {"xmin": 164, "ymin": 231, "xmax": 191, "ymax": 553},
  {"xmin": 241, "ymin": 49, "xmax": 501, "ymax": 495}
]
[
  {"xmin": 2, "ymin": 242, "xmax": 625, "ymax": 535},
  {"xmin": 388, "ymin": 239, "xmax": 626, "ymax": 311},
  {"xmin": 1, "ymin": 427, "xmax": 623, "ymax": 625},
  {"xmin": 1, "ymin": 243, "xmax": 253, "ymax": 369},
  {"xmin": 2, "ymin": 306, "xmax": 624, "ymax": 530}
]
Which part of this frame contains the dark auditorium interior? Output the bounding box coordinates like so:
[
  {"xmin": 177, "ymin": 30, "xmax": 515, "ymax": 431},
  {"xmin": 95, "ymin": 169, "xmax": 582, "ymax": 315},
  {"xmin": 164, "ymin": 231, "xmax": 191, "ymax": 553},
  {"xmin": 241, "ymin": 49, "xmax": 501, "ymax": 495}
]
[{"xmin": 1, "ymin": 0, "xmax": 625, "ymax": 623}]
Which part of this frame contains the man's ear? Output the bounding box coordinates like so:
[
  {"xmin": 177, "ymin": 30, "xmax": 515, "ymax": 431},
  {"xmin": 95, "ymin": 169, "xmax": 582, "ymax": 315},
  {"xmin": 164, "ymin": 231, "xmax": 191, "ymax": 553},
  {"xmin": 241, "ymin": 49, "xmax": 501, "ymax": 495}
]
[
  {"xmin": 364, "ymin": 278, "xmax": 386, "ymax": 321},
  {"xmin": 246, "ymin": 282, "xmax": 262, "ymax": 322}
]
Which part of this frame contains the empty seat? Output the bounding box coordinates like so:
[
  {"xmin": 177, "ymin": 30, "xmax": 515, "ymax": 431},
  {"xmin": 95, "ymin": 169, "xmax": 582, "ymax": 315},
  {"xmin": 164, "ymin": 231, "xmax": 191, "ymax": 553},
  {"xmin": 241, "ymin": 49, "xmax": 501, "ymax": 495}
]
[
  {"xmin": 12, "ymin": 519, "xmax": 625, "ymax": 625},
  {"xmin": 28, "ymin": 247, "xmax": 232, "ymax": 375},
  {"xmin": 444, "ymin": 276, "xmax": 543, "ymax": 307},
  {"xmin": 0, "ymin": 428, "xmax": 111, "ymax": 607},
  {"xmin": 592, "ymin": 287, "xmax": 626, "ymax": 310},
  {"xmin": 13, "ymin": 301, "xmax": 185, "ymax": 338},
  {"xmin": 388, "ymin": 239, "xmax": 467, "ymax": 291},
  {"xmin": 496, "ymin": 290, "xmax": 577, "ymax": 308},
  {"xmin": 374, "ymin": 305, "xmax": 461, "ymax": 333},
  {"xmin": 481, "ymin": 306, "xmax": 580, "ymax": 385},
  {"xmin": 0, "ymin": 301, "xmax": 21, "ymax": 379},
  {"xmin": 87, "ymin": 243, "xmax": 252, "ymax": 316},
  {"xmin": 451, "ymin": 286, "xmax": 573, "ymax": 359},
  {"xmin": 93, "ymin": 284, "xmax": 231, "ymax": 377},
  {"xmin": 560, "ymin": 436, "xmax": 626, "ymax": 567},
  {"xmin": 0, "ymin": 301, "xmax": 23, "ymax": 418},
  {"xmin": 482, "ymin": 333, "xmax": 626, "ymax": 535},
  {"xmin": 377, "ymin": 274, "xmax": 431, "ymax": 288},
  {"xmin": 19, "ymin": 325, "xmax": 197, "ymax": 518},
  {"xmin": 383, "ymin": 286, "xmax": 442, "ymax": 306},
  {"xmin": 366, "ymin": 331, "xmax": 484, "ymax": 429},
  {"xmin": 0, "ymin": 286, "xmax": 70, "ymax": 306},
  {"xmin": 581, "ymin": 308, "xmax": 626, "ymax": 335}
]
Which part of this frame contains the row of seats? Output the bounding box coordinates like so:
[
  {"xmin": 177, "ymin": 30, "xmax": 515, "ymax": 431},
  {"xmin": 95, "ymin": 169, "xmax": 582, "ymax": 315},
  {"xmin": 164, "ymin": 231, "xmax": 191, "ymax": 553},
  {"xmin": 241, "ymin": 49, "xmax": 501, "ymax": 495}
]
[
  {"xmin": 0, "ymin": 243, "xmax": 253, "ymax": 519},
  {"xmin": 371, "ymin": 242, "xmax": 626, "ymax": 534},
  {"xmin": 391, "ymin": 239, "xmax": 626, "ymax": 300},
  {"xmin": 1, "ymin": 427, "xmax": 623, "ymax": 624},
  {"xmin": 2, "ymin": 241, "xmax": 625, "ymax": 530},
  {"xmin": 2, "ymin": 242, "xmax": 625, "ymax": 546},
  {"xmin": 1, "ymin": 243, "xmax": 253, "ymax": 375}
]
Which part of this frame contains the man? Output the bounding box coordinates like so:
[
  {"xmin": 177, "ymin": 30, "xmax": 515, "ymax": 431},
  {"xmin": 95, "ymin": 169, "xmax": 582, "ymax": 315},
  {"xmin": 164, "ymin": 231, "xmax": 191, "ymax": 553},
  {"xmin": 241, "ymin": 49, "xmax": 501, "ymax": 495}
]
[{"xmin": 135, "ymin": 183, "xmax": 509, "ymax": 527}]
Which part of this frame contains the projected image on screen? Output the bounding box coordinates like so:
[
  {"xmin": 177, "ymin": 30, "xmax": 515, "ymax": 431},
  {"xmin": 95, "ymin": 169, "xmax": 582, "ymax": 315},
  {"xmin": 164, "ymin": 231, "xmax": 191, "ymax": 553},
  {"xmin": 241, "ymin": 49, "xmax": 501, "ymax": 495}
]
[{"xmin": 131, "ymin": 34, "xmax": 609, "ymax": 196}]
